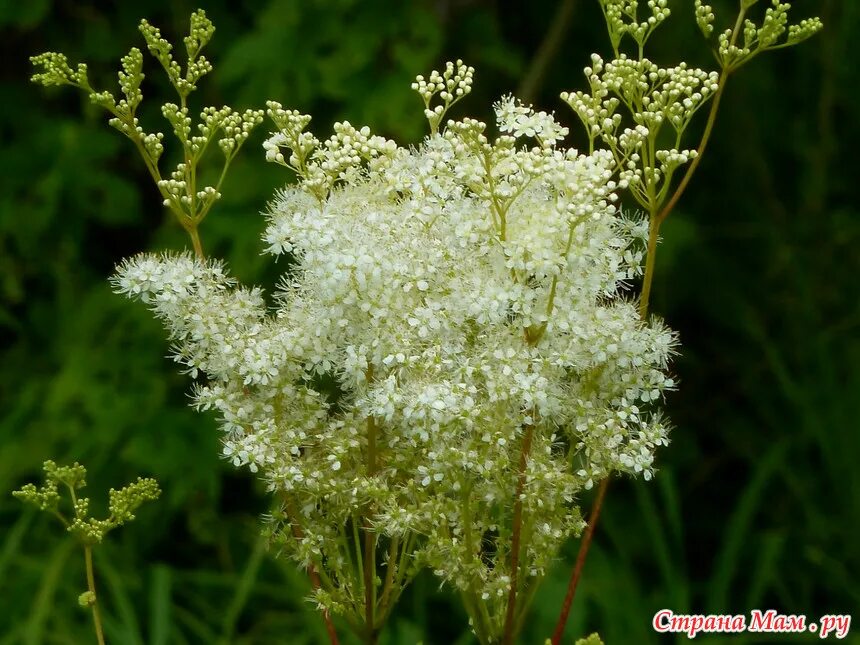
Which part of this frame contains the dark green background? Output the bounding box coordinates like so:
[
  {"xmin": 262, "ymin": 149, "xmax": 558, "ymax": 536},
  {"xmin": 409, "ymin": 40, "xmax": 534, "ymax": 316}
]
[{"xmin": 1, "ymin": 0, "xmax": 857, "ymax": 643}]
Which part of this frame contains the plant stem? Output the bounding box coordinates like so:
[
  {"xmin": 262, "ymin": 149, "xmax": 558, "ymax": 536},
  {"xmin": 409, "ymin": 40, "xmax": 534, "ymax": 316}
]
[
  {"xmin": 550, "ymin": 56, "xmax": 733, "ymax": 645},
  {"xmin": 287, "ymin": 502, "xmax": 340, "ymax": 645},
  {"xmin": 363, "ymin": 413, "xmax": 379, "ymax": 644},
  {"xmin": 655, "ymin": 70, "xmax": 728, "ymax": 225},
  {"xmin": 376, "ymin": 536, "xmax": 399, "ymax": 624},
  {"xmin": 516, "ymin": 0, "xmax": 579, "ymax": 104},
  {"xmin": 550, "ymin": 478, "xmax": 608, "ymax": 645},
  {"xmin": 460, "ymin": 590, "xmax": 491, "ymax": 645},
  {"xmin": 309, "ymin": 564, "xmax": 342, "ymax": 645},
  {"xmin": 363, "ymin": 523, "xmax": 377, "ymax": 642},
  {"xmin": 84, "ymin": 546, "xmax": 106, "ymax": 645},
  {"xmin": 188, "ymin": 226, "xmax": 204, "ymax": 259},
  {"xmin": 638, "ymin": 213, "xmax": 663, "ymax": 319},
  {"xmin": 501, "ymin": 422, "xmax": 536, "ymax": 645}
]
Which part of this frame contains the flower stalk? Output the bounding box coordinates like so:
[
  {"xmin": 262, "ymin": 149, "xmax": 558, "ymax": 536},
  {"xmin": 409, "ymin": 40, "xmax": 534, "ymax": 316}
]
[
  {"xmin": 551, "ymin": 0, "xmax": 822, "ymax": 640},
  {"xmin": 501, "ymin": 422, "xmax": 536, "ymax": 645},
  {"xmin": 83, "ymin": 546, "xmax": 106, "ymax": 645}
]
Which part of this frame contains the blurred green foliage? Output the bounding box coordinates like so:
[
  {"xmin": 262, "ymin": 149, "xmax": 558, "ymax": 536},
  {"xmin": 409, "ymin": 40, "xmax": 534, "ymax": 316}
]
[{"xmin": 1, "ymin": 0, "xmax": 857, "ymax": 643}]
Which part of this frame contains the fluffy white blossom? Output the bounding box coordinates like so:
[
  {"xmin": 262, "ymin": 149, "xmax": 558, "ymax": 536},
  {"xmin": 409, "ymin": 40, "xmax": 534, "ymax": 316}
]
[{"xmin": 113, "ymin": 63, "xmax": 676, "ymax": 629}]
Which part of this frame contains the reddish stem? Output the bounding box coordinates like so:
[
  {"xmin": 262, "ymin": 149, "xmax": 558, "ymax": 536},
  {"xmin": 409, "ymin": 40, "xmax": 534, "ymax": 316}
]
[
  {"xmin": 550, "ymin": 478, "xmax": 609, "ymax": 645},
  {"xmin": 307, "ymin": 563, "xmax": 341, "ymax": 645},
  {"xmin": 289, "ymin": 506, "xmax": 340, "ymax": 645}
]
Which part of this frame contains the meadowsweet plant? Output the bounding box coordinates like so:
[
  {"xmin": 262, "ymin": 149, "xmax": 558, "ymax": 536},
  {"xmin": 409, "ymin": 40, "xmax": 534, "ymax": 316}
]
[
  {"xmin": 30, "ymin": 9, "xmax": 264, "ymax": 257},
  {"xmin": 13, "ymin": 462, "xmax": 160, "ymax": 645},
  {"xmin": 114, "ymin": 65, "xmax": 676, "ymax": 642},
  {"xmin": 28, "ymin": 2, "xmax": 821, "ymax": 644}
]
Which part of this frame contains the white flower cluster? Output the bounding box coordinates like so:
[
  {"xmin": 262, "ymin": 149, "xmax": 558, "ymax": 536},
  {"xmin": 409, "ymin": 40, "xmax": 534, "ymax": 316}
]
[
  {"xmin": 495, "ymin": 95, "xmax": 569, "ymax": 145},
  {"xmin": 113, "ymin": 64, "xmax": 676, "ymax": 625}
]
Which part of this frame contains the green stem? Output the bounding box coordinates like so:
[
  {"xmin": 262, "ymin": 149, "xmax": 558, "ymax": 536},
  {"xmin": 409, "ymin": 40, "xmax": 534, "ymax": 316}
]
[
  {"xmin": 460, "ymin": 488, "xmax": 493, "ymax": 643},
  {"xmin": 363, "ymin": 413, "xmax": 379, "ymax": 644},
  {"xmin": 352, "ymin": 514, "xmax": 365, "ymax": 597},
  {"xmin": 84, "ymin": 546, "xmax": 106, "ymax": 645},
  {"xmin": 460, "ymin": 590, "xmax": 492, "ymax": 645},
  {"xmin": 638, "ymin": 213, "xmax": 662, "ymax": 319},
  {"xmin": 188, "ymin": 226, "xmax": 204, "ymax": 259},
  {"xmin": 551, "ymin": 30, "xmax": 736, "ymax": 645},
  {"xmin": 339, "ymin": 529, "xmax": 358, "ymax": 598},
  {"xmin": 529, "ymin": 212, "xmax": 584, "ymax": 344},
  {"xmin": 655, "ymin": 70, "xmax": 729, "ymax": 225},
  {"xmin": 501, "ymin": 422, "xmax": 536, "ymax": 645},
  {"xmin": 393, "ymin": 531, "xmax": 414, "ymax": 592},
  {"xmin": 641, "ymin": 70, "xmax": 729, "ymax": 319},
  {"xmin": 376, "ymin": 536, "xmax": 399, "ymax": 626},
  {"xmin": 513, "ymin": 570, "xmax": 545, "ymax": 637},
  {"xmin": 127, "ymin": 131, "xmax": 164, "ymax": 189},
  {"xmin": 197, "ymin": 156, "xmax": 234, "ymax": 224}
]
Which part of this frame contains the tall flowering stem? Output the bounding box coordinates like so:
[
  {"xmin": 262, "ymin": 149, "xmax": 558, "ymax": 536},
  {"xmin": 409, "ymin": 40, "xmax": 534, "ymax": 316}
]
[
  {"xmin": 30, "ymin": 4, "xmax": 823, "ymax": 642},
  {"xmin": 550, "ymin": 478, "xmax": 608, "ymax": 645},
  {"xmin": 287, "ymin": 499, "xmax": 340, "ymax": 645},
  {"xmin": 83, "ymin": 545, "xmax": 106, "ymax": 645},
  {"xmin": 363, "ymin": 409, "xmax": 380, "ymax": 644},
  {"xmin": 551, "ymin": 0, "xmax": 822, "ymax": 641}
]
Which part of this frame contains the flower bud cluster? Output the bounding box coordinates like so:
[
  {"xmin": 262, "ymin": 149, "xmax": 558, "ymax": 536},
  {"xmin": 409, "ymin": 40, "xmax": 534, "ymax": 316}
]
[
  {"xmin": 411, "ymin": 59, "xmax": 475, "ymax": 134},
  {"xmin": 118, "ymin": 48, "xmax": 144, "ymax": 113},
  {"xmin": 114, "ymin": 64, "xmax": 676, "ymax": 616},
  {"xmin": 710, "ymin": 0, "xmax": 823, "ymax": 71},
  {"xmin": 694, "ymin": 1, "xmax": 716, "ymax": 38},
  {"xmin": 264, "ymin": 111, "xmax": 397, "ymax": 203},
  {"xmin": 568, "ymin": 1, "xmax": 820, "ymax": 219},
  {"xmin": 29, "ymin": 52, "xmax": 88, "ymax": 87},
  {"xmin": 562, "ymin": 55, "xmax": 717, "ymax": 210},
  {"xmin": 13, "ymin": 461, "xmax": 160, "ymax": 546},
  {"xmin": 139, "ymin": 9, "xmax": 214, "ymax": 98},
  {"xmin": 598, "ymin": 0, "xmax": 671, "ymax": 53},
  {"xmin": 30, "ymin": 9, "xmax": 263, "ymax": 239}
]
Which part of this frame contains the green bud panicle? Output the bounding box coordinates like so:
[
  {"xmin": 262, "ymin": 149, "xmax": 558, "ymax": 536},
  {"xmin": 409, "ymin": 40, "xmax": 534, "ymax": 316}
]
[
  {"xmin": 31, "ymin": 8, "xmax": 264, "ymax": 258},
  {"xmin": 14, "ymin": 461, "xmax": 160, "ymax": 645}
]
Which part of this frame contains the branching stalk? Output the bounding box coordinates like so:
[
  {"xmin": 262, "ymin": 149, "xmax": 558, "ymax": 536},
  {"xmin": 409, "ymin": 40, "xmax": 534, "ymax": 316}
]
[
  {"xmin": 552, "ymin": 24, "xmax": 738, "ymax": 645},
  {"xmin": 363, "ymin": 407, "xmax": 380, "ymax": 644}
]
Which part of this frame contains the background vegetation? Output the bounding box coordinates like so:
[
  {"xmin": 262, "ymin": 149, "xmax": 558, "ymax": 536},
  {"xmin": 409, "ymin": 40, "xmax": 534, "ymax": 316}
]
[{"xmin": 1, "ymin": 0, "xmax": 856, "ymax": 642}]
